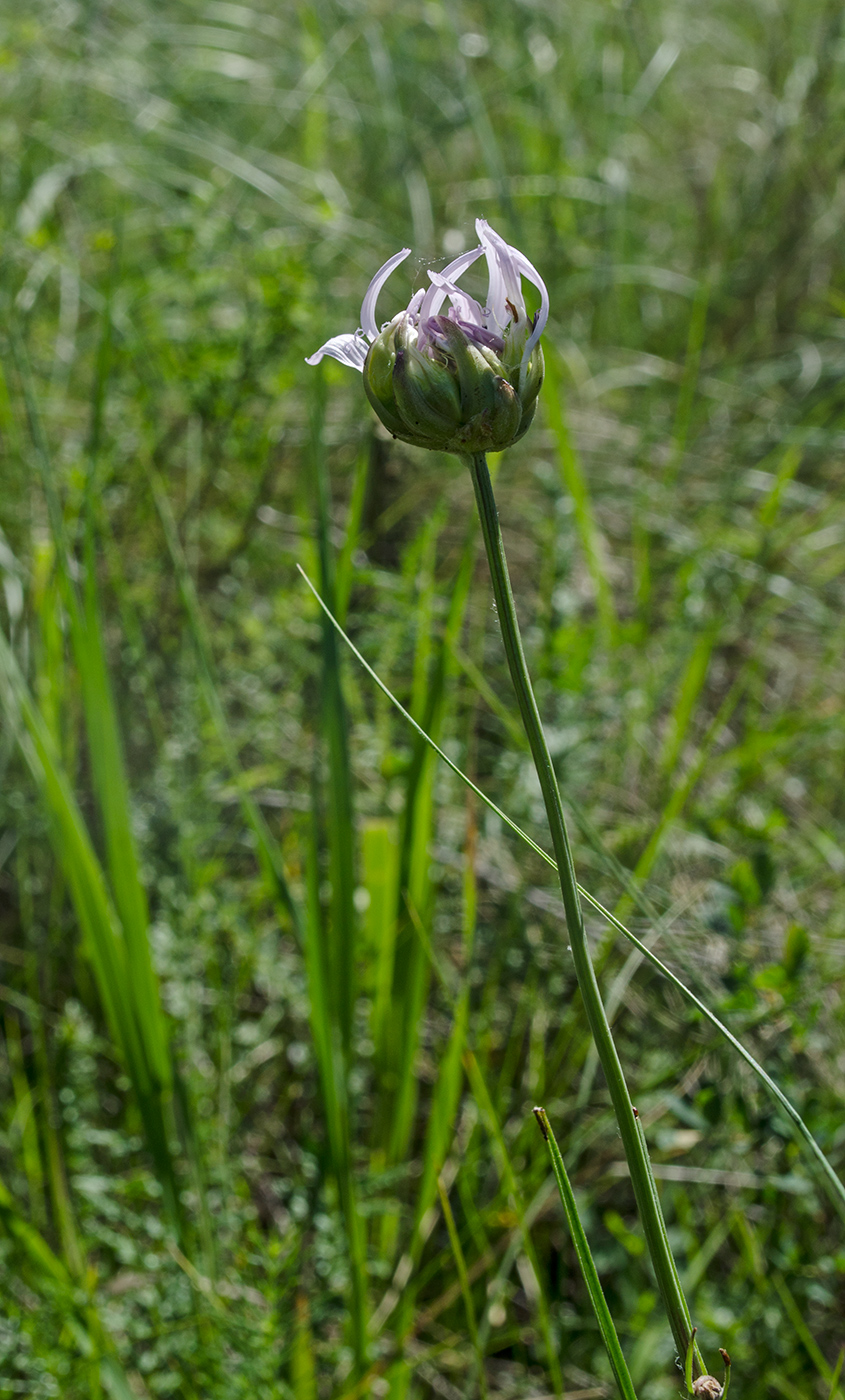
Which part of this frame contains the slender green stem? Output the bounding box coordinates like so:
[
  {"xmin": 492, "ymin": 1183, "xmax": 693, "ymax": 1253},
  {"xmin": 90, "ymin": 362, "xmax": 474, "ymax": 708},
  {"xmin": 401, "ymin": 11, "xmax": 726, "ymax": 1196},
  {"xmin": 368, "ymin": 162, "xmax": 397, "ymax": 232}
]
[
  {"xmin": 465, "ymin": 451, "xmax": 700, "ymax": 1374},
  {"xmin": 534, "ymin": 1108, "xmax": 639, "ymax": 1400}
]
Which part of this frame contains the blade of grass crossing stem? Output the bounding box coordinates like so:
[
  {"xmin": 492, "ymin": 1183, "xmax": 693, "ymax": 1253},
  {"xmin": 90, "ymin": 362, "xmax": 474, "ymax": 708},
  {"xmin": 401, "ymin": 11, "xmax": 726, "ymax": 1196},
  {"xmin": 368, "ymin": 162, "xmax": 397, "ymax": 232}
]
[
  {"xmin": 543, "ymin": 349, "xmax": 616, "ymax": 644},
  {"xmin": 297, "ymin": 568, "xmax": 845, "ymax": 1222},
  {"xmin": 534, "ymin": 1109, "xmax": 639, "ymax": 1400},
  {"xmin": 0, "ymin": 634, "xmax": 184, "ymax": 1233},
  {"xmin": 464, "ymin": 1050, "xmax": 563, "ymax": 1396},
  {"xmin": 437, "ymin": 1177, "xmax": 489, "ymax": 1400},
  {"xmin": 387, "ymin": 524, "xmax": 476, "ymax": 1167},
  {"xmin": 303, "ymin": 791, "xmax": 368, "ymax": 1371},
  {"xmin": 310, "ymin": 375, "xmax": 357, "ymax": 1056},
  {"xmin": 0, "ymin": 1172, "xmax": 135, "ymax": 1397},
  {"xmin": 149, "ymin": 466, "xmax": 303, "ymax": 943}
]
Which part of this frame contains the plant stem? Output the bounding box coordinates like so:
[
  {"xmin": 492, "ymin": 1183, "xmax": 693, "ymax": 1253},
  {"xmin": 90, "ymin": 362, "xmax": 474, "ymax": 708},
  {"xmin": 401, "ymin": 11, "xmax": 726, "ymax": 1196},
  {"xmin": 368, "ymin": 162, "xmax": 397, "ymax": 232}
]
[{"xmin": 466, "ymin": 451, "xmax": 700, "ymax": 1374}]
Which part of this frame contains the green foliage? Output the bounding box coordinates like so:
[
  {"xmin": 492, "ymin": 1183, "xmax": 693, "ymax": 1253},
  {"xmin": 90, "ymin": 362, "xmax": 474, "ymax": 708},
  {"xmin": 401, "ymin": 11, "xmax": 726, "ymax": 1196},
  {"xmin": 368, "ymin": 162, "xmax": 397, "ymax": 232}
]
[{"xmin": 1, "ymin": 0, "xmax": 845, "ymax": 1396}]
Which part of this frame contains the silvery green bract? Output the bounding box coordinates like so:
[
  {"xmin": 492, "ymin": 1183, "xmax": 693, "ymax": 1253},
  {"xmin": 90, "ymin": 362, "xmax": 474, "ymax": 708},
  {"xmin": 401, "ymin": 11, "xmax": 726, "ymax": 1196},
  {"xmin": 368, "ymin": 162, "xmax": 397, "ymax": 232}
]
[{"xmin": 306, "ymin": 220, "xmax": 548, "ymax": 455}]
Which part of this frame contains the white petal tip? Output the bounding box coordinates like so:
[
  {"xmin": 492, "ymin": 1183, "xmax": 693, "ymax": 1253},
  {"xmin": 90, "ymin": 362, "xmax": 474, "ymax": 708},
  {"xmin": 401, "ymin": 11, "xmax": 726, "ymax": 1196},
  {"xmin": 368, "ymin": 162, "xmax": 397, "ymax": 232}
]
[{"xmin": 306, "ymin": 333, "xmax": 368, "ymax": 371}]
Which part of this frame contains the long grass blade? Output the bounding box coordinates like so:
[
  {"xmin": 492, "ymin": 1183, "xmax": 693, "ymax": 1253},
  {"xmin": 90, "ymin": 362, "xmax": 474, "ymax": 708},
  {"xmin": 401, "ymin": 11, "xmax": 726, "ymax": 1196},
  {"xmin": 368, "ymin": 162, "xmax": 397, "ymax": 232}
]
[
  {"xmin": 0, "ymin": 629, "xmax": 184, "ymax": 1233},
  {"xmin": 534, "ymin": 1108, "xmax": 639, "ymax": 1400},
  {"xmin": 297, "ymin": 566, "xmax": 845, "ymax": 1221},
  {"xmin": 4, "ymin": 325, "xmax": 182, "ymax": 1228}
]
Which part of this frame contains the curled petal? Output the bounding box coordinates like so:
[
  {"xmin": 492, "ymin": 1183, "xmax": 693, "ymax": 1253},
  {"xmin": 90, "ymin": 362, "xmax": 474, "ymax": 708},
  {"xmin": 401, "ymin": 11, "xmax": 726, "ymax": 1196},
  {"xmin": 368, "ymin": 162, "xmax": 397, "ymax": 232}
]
[
  {"xmin": 407, "ymin": 287, "xmax": 425, "ymax": 319},
  {"xmin": 476, "ymin": 219, "xmax": 526, "ymax": 331},
  {"xmin": 430, "ymin": 272, "xmax": 486, "ymax": 328},
  {"xmin": 416, "ymin": 245, "xmax": 485, "ymax": 347},
  {"xmin": 305, "ymin": 332, "xmax": 369, "ymax": 371},
  {"xmin": 360, "ymin": 247, "xmax": 412, "ymax": 341},
  {"xmin": 439, "ymin": 244, "xmax": 485, "ymax": 283},
  {"xmin": 511, "ymin": 248, "xmax": 550, "ymax": 363},
  {"xmin": 417, "ymin": 273, "xmax": 451, "ymax": 334},
  {"xmin": 418, "ymin": 267, "xmax": 486, "ymax": 353}
]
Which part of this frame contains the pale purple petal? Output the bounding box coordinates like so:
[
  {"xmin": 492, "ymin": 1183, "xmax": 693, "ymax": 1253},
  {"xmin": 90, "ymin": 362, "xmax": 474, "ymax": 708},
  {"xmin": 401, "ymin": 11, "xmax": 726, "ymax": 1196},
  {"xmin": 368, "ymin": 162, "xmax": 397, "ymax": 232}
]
[
  {"xmin": 421, "ymin": 315, "xmax": 503, "ymax": 356},
  {"xmin": 416, "ymin": 280, "xmax": 449, "ymax": 353},
  {"xmin": 417, "ymin": 273, "xmax": 450, "ymax": 330},
  {"xmin": 415, "ymin": 246, "xmax": 486, "ymax": 342},
  {"xmin": 439, "ymin": 245, "xmax": 485, "ymax": 283},
  {"xmin": 511, "ymin": 248, "xmax": 550, "ymax": 361},
  {"xmin": 426, "ymin": 271, "xmax": 486, "ymax": 328},
  {"xmin": 305, "ymin": 332, "xmax": 369, "ymax": 371},
  {"xmin": 360, "ymin": 247, "xmax": 412, "ymax": 341},
  {"xmin": 476, "ymin": 219, "xmax": 527, "ymax": 331},
  {"xmin": 455, "ymin": 320, "xmax": 504, "ymax": 353},
  {"xmin": 443, "ymin": 285, "xmax": 487, "ymax": 328}
]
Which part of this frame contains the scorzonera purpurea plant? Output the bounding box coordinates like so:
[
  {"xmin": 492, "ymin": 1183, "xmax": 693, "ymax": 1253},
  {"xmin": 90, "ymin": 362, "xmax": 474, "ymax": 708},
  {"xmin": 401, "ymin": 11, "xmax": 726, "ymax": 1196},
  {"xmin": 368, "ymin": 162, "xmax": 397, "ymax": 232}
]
[{"xmin": 308, "ymin": 221, "xmax": 732, "ymax": 1397}]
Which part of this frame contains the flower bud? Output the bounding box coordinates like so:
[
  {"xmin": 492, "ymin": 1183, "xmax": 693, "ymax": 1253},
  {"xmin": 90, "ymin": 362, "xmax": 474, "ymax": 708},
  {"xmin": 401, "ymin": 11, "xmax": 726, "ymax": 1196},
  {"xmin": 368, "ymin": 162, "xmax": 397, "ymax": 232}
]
[
  {"xmin": 363, "ymin": 311, "xmax": 543, "ymax": 456},
  {"xmin": 308, "ymin": 219, "xmax": 549, "ymax": 457},
  {"xmin": 692, "ymin": 1377, "xmax": 723, "ymax": 1398}
]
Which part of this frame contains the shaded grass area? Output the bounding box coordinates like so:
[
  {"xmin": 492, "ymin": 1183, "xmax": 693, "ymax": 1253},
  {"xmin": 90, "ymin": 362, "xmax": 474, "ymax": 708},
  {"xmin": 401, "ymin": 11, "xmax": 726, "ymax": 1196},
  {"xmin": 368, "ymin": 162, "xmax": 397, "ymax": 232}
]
[{"xmin": 1, "ymin": 0, "xmax": 845, "ymax": 1396}]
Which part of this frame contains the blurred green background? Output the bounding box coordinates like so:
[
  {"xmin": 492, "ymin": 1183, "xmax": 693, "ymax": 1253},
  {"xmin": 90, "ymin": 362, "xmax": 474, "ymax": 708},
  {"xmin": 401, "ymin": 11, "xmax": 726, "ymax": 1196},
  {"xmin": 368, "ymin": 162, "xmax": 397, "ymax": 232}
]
[{"xmin": 1, "ymin": 0, "xmax": 845, "ymax": 1396}]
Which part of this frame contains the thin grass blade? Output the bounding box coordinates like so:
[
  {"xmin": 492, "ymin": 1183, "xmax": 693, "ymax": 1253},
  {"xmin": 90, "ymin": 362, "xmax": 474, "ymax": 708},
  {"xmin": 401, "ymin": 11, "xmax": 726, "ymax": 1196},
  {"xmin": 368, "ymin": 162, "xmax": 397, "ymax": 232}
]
[
  {"xmin": 534, "ymin": 1107, "xmax": 640, "ymax": 1400},
  {"xmin": 298, "ymin": 567, "xmax": 845, "ymax": 1220}
]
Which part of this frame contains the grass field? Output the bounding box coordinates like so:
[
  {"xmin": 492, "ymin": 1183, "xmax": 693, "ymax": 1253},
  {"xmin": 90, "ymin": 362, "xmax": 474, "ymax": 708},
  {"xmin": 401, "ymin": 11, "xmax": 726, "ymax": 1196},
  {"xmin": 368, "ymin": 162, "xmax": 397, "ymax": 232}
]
[{"xmin": 1, "ymin": 0, "xmax": 845, "ymax": 1396}]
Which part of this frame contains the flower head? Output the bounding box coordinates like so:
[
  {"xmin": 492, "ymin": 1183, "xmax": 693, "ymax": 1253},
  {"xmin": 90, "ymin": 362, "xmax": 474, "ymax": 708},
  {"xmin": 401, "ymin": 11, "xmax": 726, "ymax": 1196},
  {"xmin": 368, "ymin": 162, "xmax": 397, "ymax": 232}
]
[
  {"xmin": 306, "ymin": 219, "xmax": 548, "ymax": 455},
  {"xmin": 692, "ymin": 1380, "xmax": 723, "ymax": 1399}
]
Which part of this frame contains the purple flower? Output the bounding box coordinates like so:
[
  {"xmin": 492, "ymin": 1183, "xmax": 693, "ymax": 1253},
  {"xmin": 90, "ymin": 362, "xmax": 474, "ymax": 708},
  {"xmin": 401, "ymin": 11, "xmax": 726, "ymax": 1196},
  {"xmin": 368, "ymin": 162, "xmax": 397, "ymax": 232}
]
[
  {"xmin": 306, "ymin": 221, "xmax": 548, "ymax": 455},
  {"xmin": 307, "ymin": 221, "xmax": 548, "ymax": 378}
]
